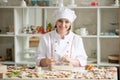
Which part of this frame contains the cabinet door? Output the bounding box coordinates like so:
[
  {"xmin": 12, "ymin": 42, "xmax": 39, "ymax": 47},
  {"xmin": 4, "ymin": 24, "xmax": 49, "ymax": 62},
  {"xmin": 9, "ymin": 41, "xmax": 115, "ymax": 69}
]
[
  {"xmin": 14, "ymin": 8, "xmax": 43, "ymax": 35},
  {"xmin": 100, "ymin": 8, "xmax": 119, "ymax": 66},
  {"xmin": 74, "ymin": 8, "xmax": 97, "ymax": 35},
  {"xmin": 14, "ymin": 8, "xmax": 42, "ymax": 64},
  {"xmin": 0, "ymin": 37, "xmax": 14, "ymax": 63},
  {"xmin": 74, "ymin": 8, "xmax": 98, "ymax": 64},
  {"xmin": 0, "ymin": 8, "xmax": 14, "ymax": 34},
  {"xmin": 0, "ymin": 8, "xmax": 15, "ymax": 64}
]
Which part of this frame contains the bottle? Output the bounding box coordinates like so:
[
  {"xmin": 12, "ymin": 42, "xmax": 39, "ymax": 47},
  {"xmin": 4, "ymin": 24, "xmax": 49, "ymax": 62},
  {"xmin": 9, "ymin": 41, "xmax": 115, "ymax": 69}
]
[
  {"xmin": 1, "ymin": 0, "xmax": 8, "ymax": 6},
  {"xmin": 58, "ymin": 0, "xmax": 64, "ymax": 7},
  {"xmin": 91, "ymin": 0, "xmax": 98, "ymax": 6},
  {"xmin": 115, "ymin": 0, "xmax": 119, "ymax": 6},
  {"xmin": 68, "ymin": 0, "xmax": 77, "ymax": 7},
  {"xmin": 20, "ymin": 0, "xmax": 27, "ymax": 7}
]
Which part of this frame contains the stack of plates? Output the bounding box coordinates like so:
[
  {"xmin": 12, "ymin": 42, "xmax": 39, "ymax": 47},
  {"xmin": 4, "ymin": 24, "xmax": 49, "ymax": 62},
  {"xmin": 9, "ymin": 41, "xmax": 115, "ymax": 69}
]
[{"xmin": 87, "ymin": 58, "xmax": 97, "ymax": 63}]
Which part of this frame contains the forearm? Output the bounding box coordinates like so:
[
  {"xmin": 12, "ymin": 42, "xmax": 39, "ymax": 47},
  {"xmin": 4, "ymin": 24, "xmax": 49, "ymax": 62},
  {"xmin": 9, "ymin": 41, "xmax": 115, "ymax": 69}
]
[{"xmin": 39, "ymin": 57, "xmax": 56, "ymax": 67}]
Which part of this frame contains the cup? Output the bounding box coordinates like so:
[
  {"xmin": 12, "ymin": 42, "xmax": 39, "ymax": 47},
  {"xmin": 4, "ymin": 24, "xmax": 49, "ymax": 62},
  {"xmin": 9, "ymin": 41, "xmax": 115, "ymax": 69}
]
[
  {"xmin": 80, "ymin": 28, "xmax": 86, "ymax": 32},
  {"xmin": 91, "ymin": 1, "xmax": 98, "ymax": 6},
  {"xmin": 24, "ymin": 53, "xmax": 31, "ymax": 58},
  {"xmin": 80, "ymin": 28, "xmax": 88, "ymax": 36}
]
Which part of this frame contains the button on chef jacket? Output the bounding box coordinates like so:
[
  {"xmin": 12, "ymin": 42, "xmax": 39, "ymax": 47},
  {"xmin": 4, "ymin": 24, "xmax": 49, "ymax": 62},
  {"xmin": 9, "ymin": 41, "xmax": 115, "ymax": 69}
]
[{"xmin": 36, "ymin": 29, "xmax": 87, "ymax": 66}]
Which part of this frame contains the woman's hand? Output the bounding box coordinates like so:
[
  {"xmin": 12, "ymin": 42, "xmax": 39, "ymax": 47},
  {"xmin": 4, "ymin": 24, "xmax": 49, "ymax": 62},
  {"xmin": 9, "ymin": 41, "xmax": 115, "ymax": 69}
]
[
  {"xmin": 60, "ymin": 55, "xmax": 80, "ymax": 67},
  {"xmin": 46, "ymin": 57, "xmax": 56, "ymax": 66},
  {"xmin": 40, "ymin": 57, "xmax": 56, "ymax": 67},
  {"xmin": 60, "ymin": 55, "xmax": 71, "ymax": 63}
]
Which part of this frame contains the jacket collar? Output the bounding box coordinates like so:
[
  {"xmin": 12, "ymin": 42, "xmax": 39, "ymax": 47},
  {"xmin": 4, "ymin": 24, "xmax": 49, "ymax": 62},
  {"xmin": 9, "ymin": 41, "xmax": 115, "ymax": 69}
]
[{"xmin": 52, "ymin": 29, "xmax": 74, "ymax": 40}]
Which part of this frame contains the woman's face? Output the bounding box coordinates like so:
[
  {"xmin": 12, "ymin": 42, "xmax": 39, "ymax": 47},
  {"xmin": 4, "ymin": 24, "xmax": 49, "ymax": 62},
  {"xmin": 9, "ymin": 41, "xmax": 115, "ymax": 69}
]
[{"xmin": 56, "ymin": 18, "xmax": 71, "ymax": 34}]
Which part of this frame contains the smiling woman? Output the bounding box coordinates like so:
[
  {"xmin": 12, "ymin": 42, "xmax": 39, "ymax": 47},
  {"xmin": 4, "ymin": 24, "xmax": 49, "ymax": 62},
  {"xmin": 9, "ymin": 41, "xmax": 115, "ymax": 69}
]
[
  {"xmin": 55, "ymin": 19, "xmax": 71, "ymax": 38},
  {"xmin": 36, "ymin": 8, "xmax": 87, "ymax": 67}
]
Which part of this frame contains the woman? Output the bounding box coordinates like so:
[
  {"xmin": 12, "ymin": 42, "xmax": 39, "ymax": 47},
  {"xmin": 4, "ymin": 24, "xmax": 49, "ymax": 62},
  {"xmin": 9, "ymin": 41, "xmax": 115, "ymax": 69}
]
[{"xmin": 36, "ymin": 8, "xmax": 87, "ymax": 67}]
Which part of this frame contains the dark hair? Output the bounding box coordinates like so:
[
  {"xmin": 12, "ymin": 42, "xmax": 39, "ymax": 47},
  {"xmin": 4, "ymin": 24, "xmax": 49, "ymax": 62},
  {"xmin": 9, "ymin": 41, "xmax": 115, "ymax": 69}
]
[{"xmin": 54, "ymin": 25, "xmax": 71, "ymax": 31}]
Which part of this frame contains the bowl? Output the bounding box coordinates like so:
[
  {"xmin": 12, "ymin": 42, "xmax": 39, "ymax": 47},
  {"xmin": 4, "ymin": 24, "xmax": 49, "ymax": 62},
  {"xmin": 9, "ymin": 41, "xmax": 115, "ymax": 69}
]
[
  {"xmin": 115, "ymin": 29, "xmax": 119, "ymax": 35},
  {"xmin": 108, "ymin": 55, "xmax": 119, "ymax": 63}
]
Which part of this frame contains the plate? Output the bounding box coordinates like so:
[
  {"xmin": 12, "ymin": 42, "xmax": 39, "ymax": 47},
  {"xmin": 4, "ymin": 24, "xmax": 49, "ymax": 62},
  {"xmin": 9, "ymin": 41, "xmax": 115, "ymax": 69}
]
[
  {"xmin": 87, "ymin": 58, "xmax": 97, "ymax": 63},
  {"xmin": 6, "ymin": 32, "xmax": 14, "ymax": 35}
]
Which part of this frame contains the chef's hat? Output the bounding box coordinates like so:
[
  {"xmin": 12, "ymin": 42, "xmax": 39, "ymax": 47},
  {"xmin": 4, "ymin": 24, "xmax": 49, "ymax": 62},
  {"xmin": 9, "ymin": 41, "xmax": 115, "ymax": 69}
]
[{"xmin": 53, "ymin": 8, "xmax": 77, "ymax": 23}]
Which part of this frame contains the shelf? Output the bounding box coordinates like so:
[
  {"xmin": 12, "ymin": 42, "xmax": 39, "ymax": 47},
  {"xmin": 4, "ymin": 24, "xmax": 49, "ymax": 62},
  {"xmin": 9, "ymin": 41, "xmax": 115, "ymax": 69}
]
[
  {"xmin": 100, "ymin": 36, "xmax": 119, "ymax": 38},
  {"xmin": 98, "ymin": 6, "xmax": 119, "ymax": 8},
  {"xmin": 100, "ymin": 61, "xmax": 119, "ymax": 67},
  {"xmin": 16, "ymin": 61, "xmax": 36, "ymax": 65},
  {"xmin": 0, "ymin": 34, "xmax": 15, "ymax": 37},
  {"xmin": 0, "ymin": 6, "xmax": 119, "ymax": 9},
  {"xmin": 0, "ymin": 61, "xmax": 15, "ymax": 64},
  {"xmin": 81, "ymin": 35, "xmax": 97, "ymax": 38},
  {"xmin": 16, "ymin": 34, "xmax": 42, "ymax": 37}
]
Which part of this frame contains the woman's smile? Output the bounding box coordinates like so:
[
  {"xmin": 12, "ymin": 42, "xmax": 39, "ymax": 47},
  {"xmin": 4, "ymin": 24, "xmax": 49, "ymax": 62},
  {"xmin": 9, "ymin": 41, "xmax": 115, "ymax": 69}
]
[{"xmin": 56, "ymin": 18, "xmax": 71, "ymax": 34}]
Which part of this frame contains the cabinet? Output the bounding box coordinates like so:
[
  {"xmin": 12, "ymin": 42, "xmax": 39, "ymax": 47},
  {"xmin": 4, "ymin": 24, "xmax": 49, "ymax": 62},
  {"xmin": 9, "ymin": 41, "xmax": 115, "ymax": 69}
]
[{"xmin": 0, "ymin": 0, "xmax": 119, "ymax": 67}]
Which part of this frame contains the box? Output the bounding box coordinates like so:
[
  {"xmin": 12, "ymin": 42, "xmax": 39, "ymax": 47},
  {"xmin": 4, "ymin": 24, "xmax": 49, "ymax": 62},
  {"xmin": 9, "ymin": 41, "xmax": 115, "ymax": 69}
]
[
  {"xmin": 0, "ymin": 65, "xmax": 7, "ymax": 73},
  {"xmin": 37, "ymin": 0, "xmax": 49, "ymax": 6},
  {"xmin": 29, "ymin": 36, "xmax": 39, "ymax": 47},
  {"xmin": 0, "ymin": 73, "xmax": 6, "ymax": 78},
  {"xmin": 0, "ymin": 65, "xmax": 7, "ymax": 78},
  {"xmin": 108, "ymin": 55, "xmax": 119, "ymax": 63},
  {"xmin": 6, "ymin": 48, "xmax": 14, "ymax": 61}
]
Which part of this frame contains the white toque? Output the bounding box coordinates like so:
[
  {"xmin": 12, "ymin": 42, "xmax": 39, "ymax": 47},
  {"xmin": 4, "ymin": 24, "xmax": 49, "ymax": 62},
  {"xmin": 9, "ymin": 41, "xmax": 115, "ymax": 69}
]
[{"xmin": 53, "ymin": 7, "xmax": 77, "ymax": 23}]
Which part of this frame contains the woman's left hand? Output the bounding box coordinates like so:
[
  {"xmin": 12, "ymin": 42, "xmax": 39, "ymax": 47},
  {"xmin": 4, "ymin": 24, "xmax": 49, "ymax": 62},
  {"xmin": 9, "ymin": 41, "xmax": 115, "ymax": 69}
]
[
  {"xmin": 60, "ymin": 55, "xmax": 71, "ymax": 63},
  {"xmin": 60, "ymin": 55, "xmax": 80, "ymax": 67}
]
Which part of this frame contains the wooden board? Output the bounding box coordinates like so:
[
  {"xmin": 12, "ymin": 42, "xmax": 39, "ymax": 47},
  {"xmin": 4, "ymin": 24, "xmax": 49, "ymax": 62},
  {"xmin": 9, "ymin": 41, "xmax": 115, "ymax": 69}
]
[{"xmin": 49, "ymin": 64, "xmax": 73, "ymax": 71}]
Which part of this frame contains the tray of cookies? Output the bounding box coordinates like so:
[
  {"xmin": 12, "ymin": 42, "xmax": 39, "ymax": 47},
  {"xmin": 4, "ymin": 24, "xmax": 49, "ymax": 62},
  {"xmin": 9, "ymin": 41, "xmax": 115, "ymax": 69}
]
[{"xmin": 0, "ymin": 65, "xmax": 117, "ymax": 80}]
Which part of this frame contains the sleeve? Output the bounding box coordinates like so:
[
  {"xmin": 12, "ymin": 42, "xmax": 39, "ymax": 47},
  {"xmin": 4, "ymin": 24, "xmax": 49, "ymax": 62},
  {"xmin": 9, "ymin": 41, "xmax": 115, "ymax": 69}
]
[
  {"xmin": 35, "ymin": 35, "xmax": 47, "ymax": 66},
  {"xmin": 74, "ymin": 36, "xmax": 88, "ymax": 66}
]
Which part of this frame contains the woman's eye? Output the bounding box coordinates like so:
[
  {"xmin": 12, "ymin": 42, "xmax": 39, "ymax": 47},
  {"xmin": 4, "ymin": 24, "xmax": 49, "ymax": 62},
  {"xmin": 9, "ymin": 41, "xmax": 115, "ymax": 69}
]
[
  {"xmin": 65, "ymin": 21, "xmax": 69, "ymax": 23},
  {"xmin": 58, "ymin": 19, "xmax": 70, "ymax": 23},
  {"xmin": 58, "ymin": 20, "xmax": 62, "ymax": 22}
]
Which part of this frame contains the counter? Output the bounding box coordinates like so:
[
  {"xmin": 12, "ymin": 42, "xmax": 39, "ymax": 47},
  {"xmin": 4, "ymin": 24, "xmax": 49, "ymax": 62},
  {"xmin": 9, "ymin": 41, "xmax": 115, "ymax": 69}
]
[{"xmin": 0, "ymin": 65, "xmax": 118, "ymax": 80}]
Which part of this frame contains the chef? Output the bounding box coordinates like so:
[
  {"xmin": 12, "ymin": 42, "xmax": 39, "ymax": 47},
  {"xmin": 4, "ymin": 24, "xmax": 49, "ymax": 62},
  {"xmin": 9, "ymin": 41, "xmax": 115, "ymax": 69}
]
[{"xmin": 36, "ymin": 8, "xmax": 87, "ymax": 67}]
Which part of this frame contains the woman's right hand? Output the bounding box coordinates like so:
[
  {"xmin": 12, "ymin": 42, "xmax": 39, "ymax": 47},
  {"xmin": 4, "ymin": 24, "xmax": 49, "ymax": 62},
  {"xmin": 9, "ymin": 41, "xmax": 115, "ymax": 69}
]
[{"xmin": 46, "ymin": 57, "xmax": 56, "ymax": 66}]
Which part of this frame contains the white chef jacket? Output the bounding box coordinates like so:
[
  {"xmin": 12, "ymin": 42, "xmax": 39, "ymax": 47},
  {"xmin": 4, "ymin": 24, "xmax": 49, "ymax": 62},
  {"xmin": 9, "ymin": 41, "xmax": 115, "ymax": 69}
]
[{"xmin": 36, "ymin": 29, "xmax": 87, "ymax": 66}]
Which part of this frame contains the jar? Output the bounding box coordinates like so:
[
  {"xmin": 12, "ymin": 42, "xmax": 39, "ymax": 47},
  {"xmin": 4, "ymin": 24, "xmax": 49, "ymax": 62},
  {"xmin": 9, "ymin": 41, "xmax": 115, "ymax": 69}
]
[{"xmin": 91, "ymin": 0, "xmax": 98, "ymax": 6}]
